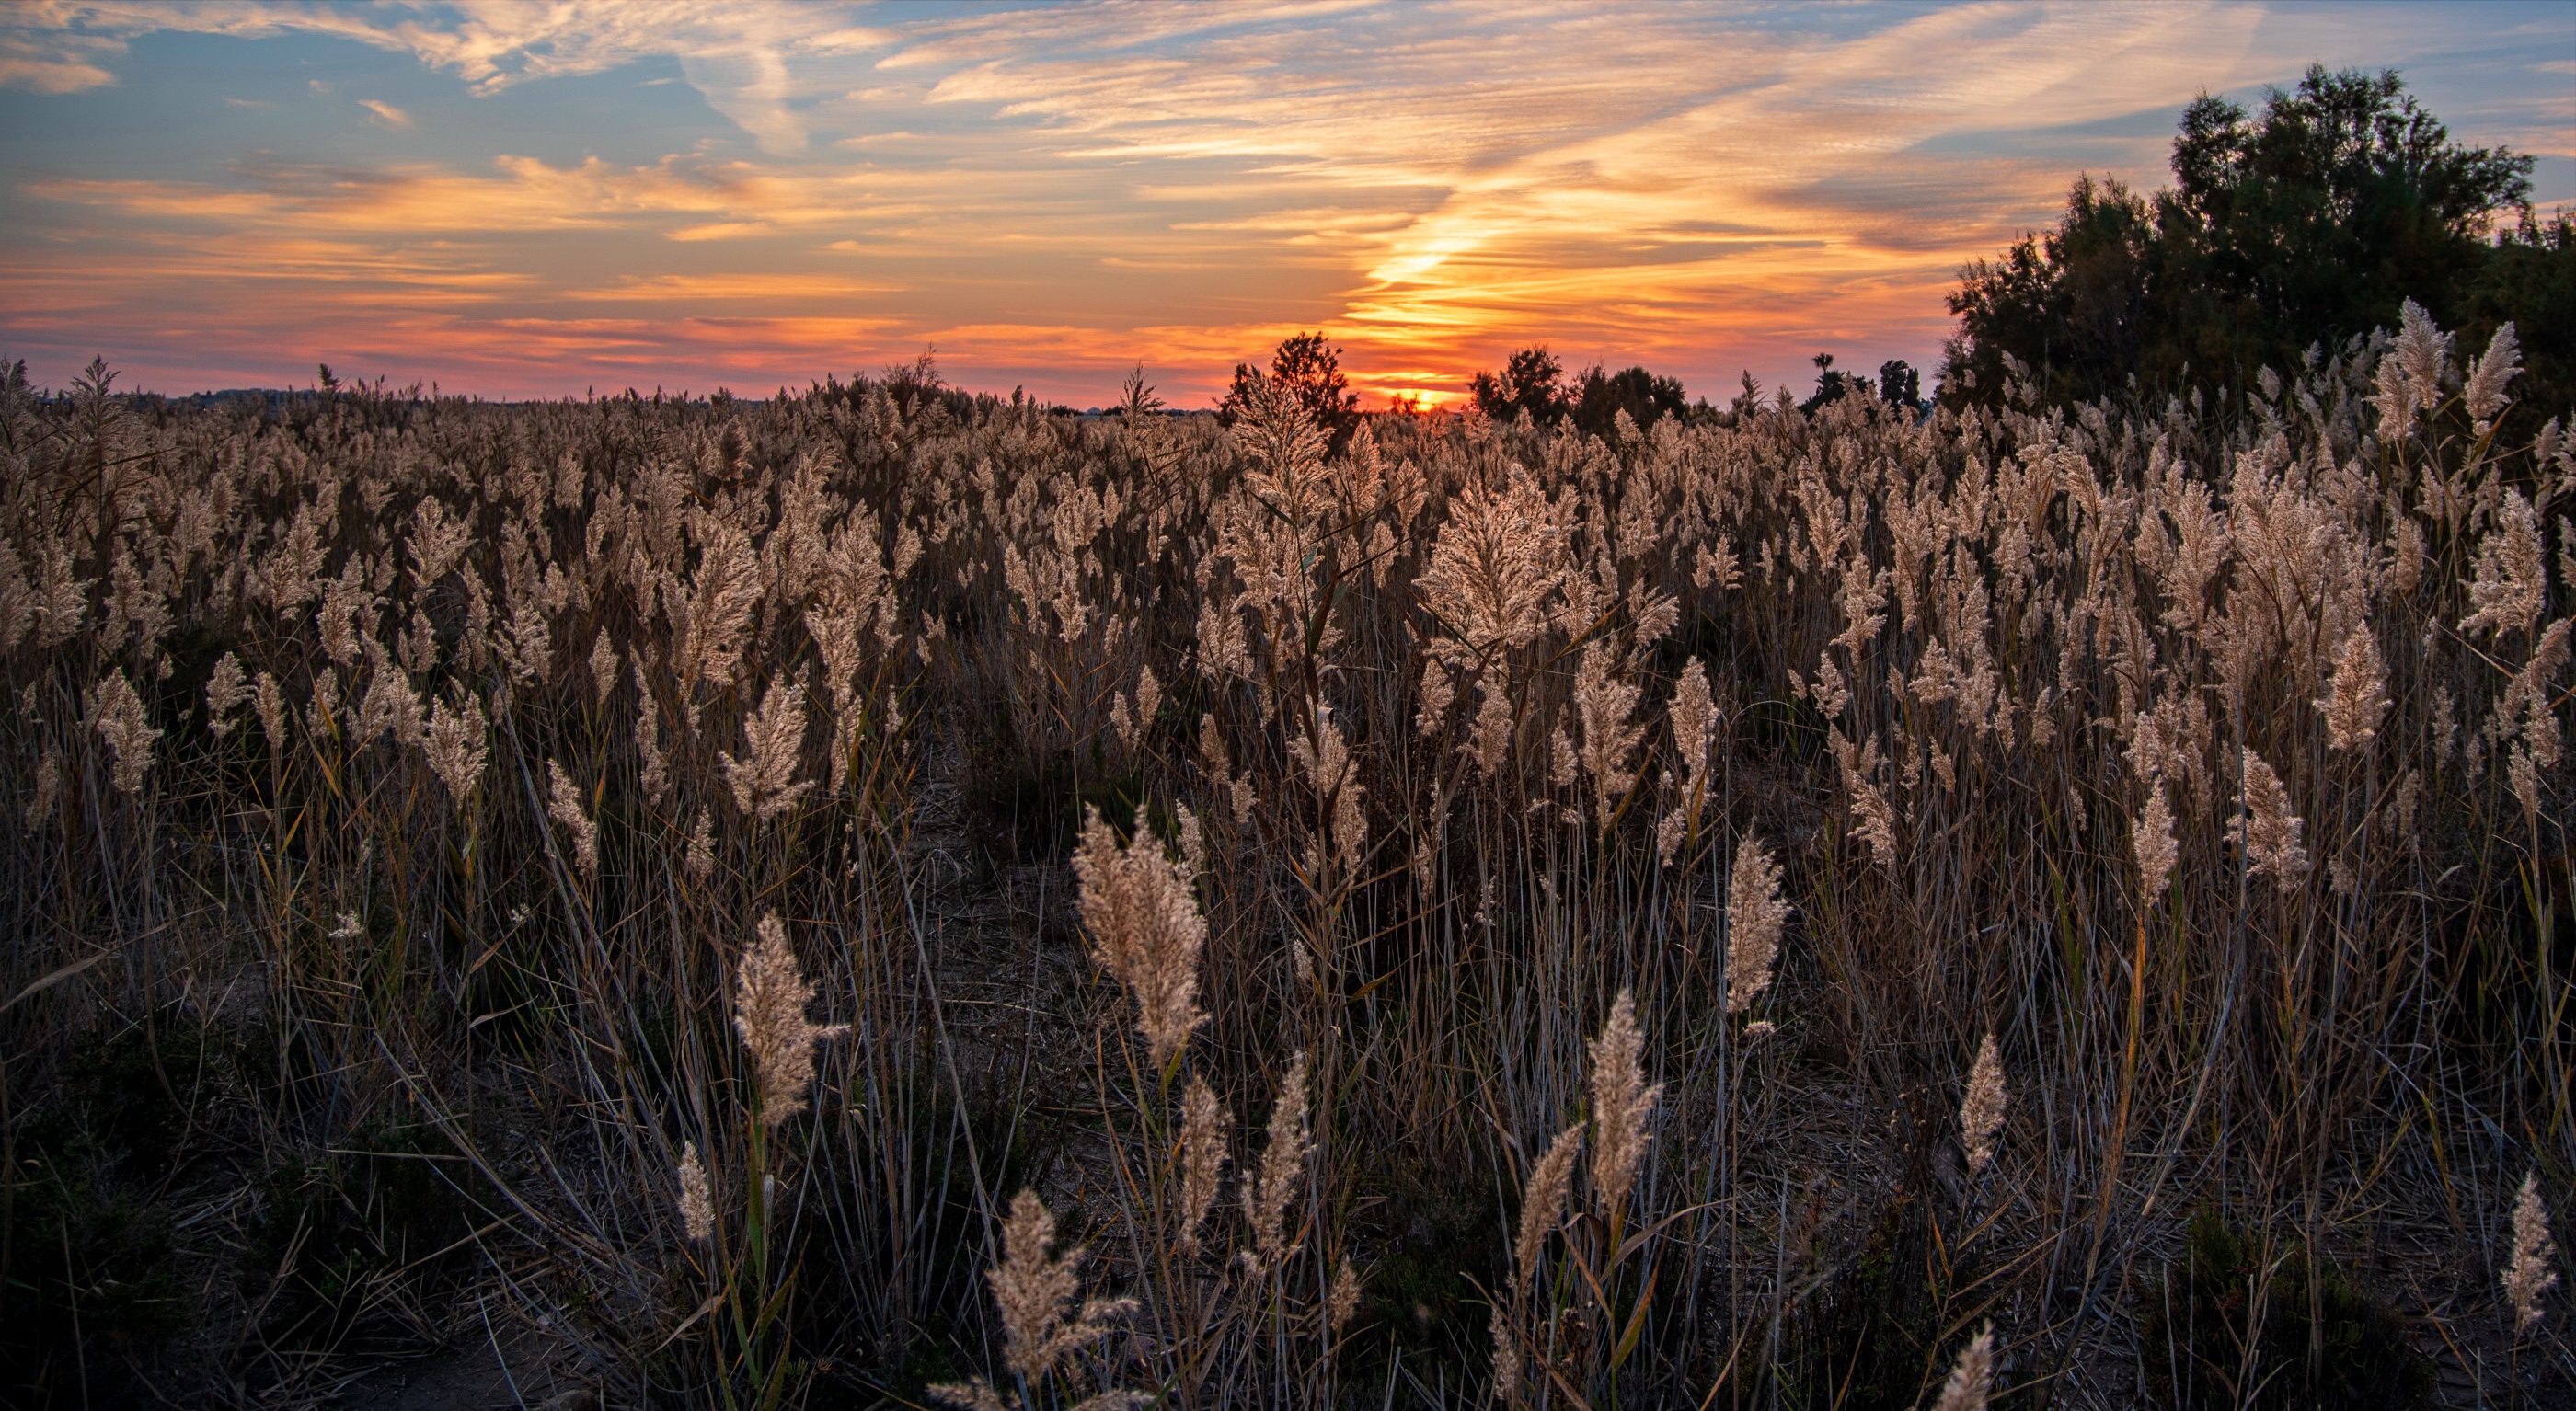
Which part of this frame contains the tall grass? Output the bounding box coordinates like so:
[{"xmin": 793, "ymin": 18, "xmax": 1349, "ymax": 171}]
[{"xmin": 0, "ymin": 311, "xmax": 2568, "ymax": 1407}]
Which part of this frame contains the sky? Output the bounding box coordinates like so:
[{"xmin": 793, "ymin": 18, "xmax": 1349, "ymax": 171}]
[{"xmin": 1, "ymin": 2, "xmax": 2570, "ymax": 409}]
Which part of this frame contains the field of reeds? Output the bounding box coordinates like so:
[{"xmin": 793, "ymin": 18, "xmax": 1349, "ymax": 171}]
[{"xmin": 1, "ymin": 306, "xmax": 2569, "ymax": 1410}]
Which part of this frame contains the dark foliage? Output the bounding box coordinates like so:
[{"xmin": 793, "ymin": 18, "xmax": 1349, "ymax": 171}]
[
  {"xmin": 1942, "ymin": 65, "xmax": 2561, "ymax": 429},
  {"xmin": 1570, "ymin": 364, "xmax": 1688, "ymax": 438},
  {"xmin": 1469, "ymin": 345, "xmax": 1572, "ymax": 423},
  {"xmin": 1470, "ymin": 345, "xmax": 1688, "ymax": 435},
  {"xmin": 2136, "ymin": 1209, "xmax": 2433, "ymax": 1411},
  {"xmin": 1222, "ymin": 331, "xmax": 1360, "ymax": 445}
]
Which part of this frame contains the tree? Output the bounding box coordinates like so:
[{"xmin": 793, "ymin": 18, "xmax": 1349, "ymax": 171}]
[
  {"xmin": 1943, "ymin": 65, "xmax": 2537, "ymax": 412},
  {"xmin": 2460, "ymin": 209, "xmax": 2576, "ymax": 431},
  {"xmin": 1798, "ymin": 353, "xmax": 1873, "ymax": 416},
  {"xmin": 1468, "ymin": 345, "xmax": 1571, "ymax": 423},
  {"xmin": 1877, "ymin": 360, "xmax": 1925, "ymax": 413},
  {"xmin": 1571, "ymin": 364, "xmax": 1687, "ymax": 436},
  {"xmin": 1223, "ymin": 331, "xmax": 1359, "ymax": 444}
]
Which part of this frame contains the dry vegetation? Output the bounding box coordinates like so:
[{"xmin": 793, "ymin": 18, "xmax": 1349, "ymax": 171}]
[{"xmin": 2, "ymin": 307, "xmax": 2570, "ymax": 1409}]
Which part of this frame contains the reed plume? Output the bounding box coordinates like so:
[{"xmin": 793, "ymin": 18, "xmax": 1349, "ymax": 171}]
[
  {"xmin": 545, "ymin": 758, "xmax": 600, "ymax": 882},
  {"xmin": 1072, "ymin": 806, "xmax": 1208, "ymax": 1067},
  {"xmin": 1243, "ymin": 1051, "xmax": 1310, "ymax": 1269},
  {"xmin": 2319, "ymin": 625, "xmax": 2389, "ymax": 751},
  {"xmin": 676, "ymin": 1141, "xmax": 714, "ymax": 1244},
  {"xmin": 1930, "ymin": 1326, "xmax": 1995, "ymax": 1411},
  {"xmin": 991, "ymin": 1189, "xmax": 1133, "ymax": 1383},
  {"xmin": 1588, "ymin": 989, "xmax": 1661, "ymax": 1222},
  {"xmin": 204, "ymin": 651, "xmax": 248, "ymax": 735},
  {"xmin": 423, "ymin": 695, "xmax": 489, "ymax": 805},
  {"xmin": 733, "ymin": 913, "xmax": 846, "ymax": 1128},
  {"xmin": 2133, "ymin": 778, "xmax": 2179, "ymax": 903},
  {"xmin": 1176, "ymin": 1074, "xmax": 1229, "ymax": 1255},
  {"xmin": 1494, "ymin": 1122, "xmax": 1582, "ymax": 1405},
  {"xmin": 1961, "ymin": 1032, "xmax": 2007, "ymax": 1175},
  {"xmin": 2233, "ymin": 749, "xmax": 2307, "ymax": 892},
  {"xmin": 2505, "ymin": 1170, "xmax": 2559, "ymax": 1333},
  {"xmin": 721, "ymin": 677, "xmax": 813, "ymax": 820},
  {"xmin": 87, "ymin": 670, "xmax": 156, "ymax": 794},
  {"xmin": 1725, "ymin": 834, "xmax": 1787, "ymax": 1013}
]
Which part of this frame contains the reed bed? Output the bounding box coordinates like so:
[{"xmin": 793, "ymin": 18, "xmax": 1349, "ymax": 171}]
[{"xmin": 0, "ymin": 312, "xmax": 2569, "ymax": 1408}]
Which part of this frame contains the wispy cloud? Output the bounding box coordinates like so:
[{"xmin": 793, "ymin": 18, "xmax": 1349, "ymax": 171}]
[{"xmin": 0, "ymin": 1, "xmax": 2564, "ymax": 402}]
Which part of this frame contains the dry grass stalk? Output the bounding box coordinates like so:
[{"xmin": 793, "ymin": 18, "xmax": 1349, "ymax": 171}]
[
  {"xmin": 2133, "ymin": 779, "xmax": 2179, "ymax": 903},
  {"xmin": 546, "ymin": 758, "xmax": 600, "ymax": 881},
  {"xmin": 2505, "ymin": 1170, "xmax": 2559, "ymax": 1333},
  {"xmin": 733, "ymin": 912, "xmax": 847, "ymax": 1128},
  {"xmin": 88, "ymin": 670, "xmax": 156, "ymax": 794},
  {"xmin": 1588, "ymin": 989, "xmax": 1661, "ymax": 1221},
  {"xmin": 2319, "ymin": 625, "xmax": 2389, "ymax": 751},
  {"xmin": 1243, "ymin": 1050, "xmax": 1310, "ymax": 1269},
  {"xmin": 1072, "ymin": 806, "xmax": 1208, "ymax": 1067},
  {"xmin": 721, "ymin": 677, "xmax": 813, "ymax": 820},
  {"xmin": 2233, "ymin": 749, "xmax": 2308, "ymax": 892},
  {"xmin": 676, "ymin": 1141, "xmax": 714, "ymax": 1244},
  {"xmin": 1724, "ymin": 834, "xmax": 1787, "ymax": 1013},
  {"xmin": 1961, "ymin": 1033, "xmax": 2007, "ymax": 1175},
  {"xmin": 989, "ymin": 1188, "xmax": 1133, "ymax": 1385},
  {"xmin": 1930, "ymin": 1325, "xmax": 1995, "ymax": 1411},
  {"xmin": 1176, "ymin": 1074, "xmax": 1229, "ymax": 1255}
]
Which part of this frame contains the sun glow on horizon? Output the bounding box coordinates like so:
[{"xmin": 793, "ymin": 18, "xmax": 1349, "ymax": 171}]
[{"xmin": 0, "ymin": 3, "xmax": 2565, "ymax": 405}]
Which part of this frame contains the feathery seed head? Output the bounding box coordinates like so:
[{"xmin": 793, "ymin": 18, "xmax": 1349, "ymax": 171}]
[
  {"xmin": 88, "ymin": 671, "xmax": 158, "ymax": 795},
  {"xmin": 732, "ymin": 912, "xmax": 846, "ymax": 1128},
  {"xmin": 2134, "ymin": 779, "xmax": 2179, "ymax": 904},
  {"xmin": 1512, "ymin": 1123, "xmax": 1582, "ymax": 1298},
  {"xmin": 254, "ymin": 671, "xmax": 287, "ymax": 755},
  {"xmin": 1328, "ymin": 1255, "xmax": 1363, "ymax": 1337},
  {"xmin": 2506, "ymin": 1170, "xmax": 2559, "ymax": 1334},
  {"xmin": 721, "ymin": 677, "xmax": 813, "ymax": 820},
  {"xmin": 1961, "ymin": 1033, "xmax": 2008, "ymax": 1175},
  {"xmin": 676, "ymin": 1141, "xmax": 715, "ymax": 1244},
  {"xmin": 2463, "ymin": 321, "xmax": 2521, "ymax": 424},
  {"xmin": 545, "ymin": 759, "xmax": 599, "ymax": 881},
  {"xmin": 1073, "ymin": 806, "xmax": 1208, "ymax": 1067},
  {"xmin": 1243, "ymin": 1050, "xmax": 1311, "ymax": 1269},
  {"xmin": 2462, "ymin": 490, "xmax": 2547, "ymax": 640},
  {"xmin": 1931, "ymin": 1326, "xmax": 1995, "ymax": 1411},
  {"xmin": 1725, "ymin": 834, "xmax": 1788, "ymax": 1014},
  {"xmin": 987, "ymin": 1189, "xmax": 1133, "ymax": 1385},
  {"xmin": 1588, "ymin": 989, "xmax": 1662, "ymax": 1221},
  {"xmin": 2319, "ymin": 626, "xmax": 2389, "ymax": 751},
  {"xmin": 2233, "ymin": 749, "xmax": 2308, "ymax": 893},
  {"xmin": 204, "ymin": 651, "xmax": 248, "ymax": 736},
  {"xmin": 1177, "ymin": 1075, "xmax": 1230, "ymax": 1255}
]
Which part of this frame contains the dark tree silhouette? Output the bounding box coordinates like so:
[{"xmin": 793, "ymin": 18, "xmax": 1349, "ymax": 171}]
[
  {"xmin": 1942, "ymin": 65, "xmax": 2552, "ymax": 420},
  {"xmin": 1222, "ymin": 331, "xmax": 1359, "ymax": 444},
  {"xmin": 1468, "ymin": 345, "xmax": 1571, "ymax": 423},
  {"xmin": 1570, "ymin": 364, "xmax": 1687, "ymax": 437},
  {"xmin": 1798, "ymin": 353, "xmax": 1873, "ymax": 415}
]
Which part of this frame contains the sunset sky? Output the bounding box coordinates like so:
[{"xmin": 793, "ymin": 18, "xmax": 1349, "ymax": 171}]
[{"xmin": 3, "ymin": 2, "xmax": 2570, "ymax": 408}]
